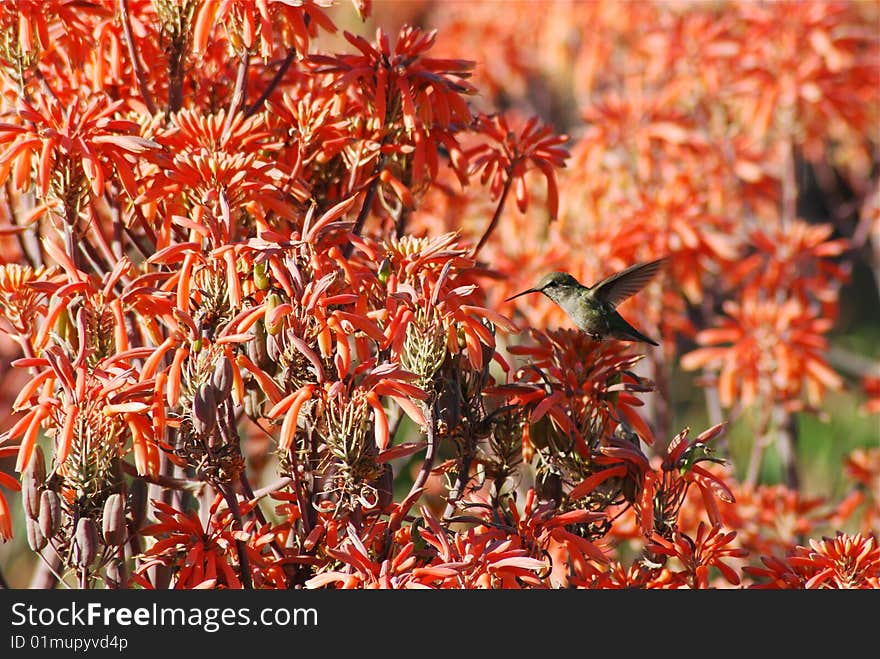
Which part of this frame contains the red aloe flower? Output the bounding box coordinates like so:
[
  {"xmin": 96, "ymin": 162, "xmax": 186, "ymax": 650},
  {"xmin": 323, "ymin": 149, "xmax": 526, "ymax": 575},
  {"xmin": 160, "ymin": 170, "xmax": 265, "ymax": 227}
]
[
  {"xmin": 468, "ymin": 112, "xmax": 569, "ymax": 255},
  {"xmin": 747, "ymin": 532, "xmax": 880, "ymax": 589},
  {"xmin": 727, "ymin": 1, "xmax": 879, "ymax": 162},
  {"xmin": 861, "ymin": 376, "xmax": 880, "ymax": 415},
  {"xmin": 720, "ymin": 482, "xmax": 831, "ymax": 558},
  {"xmin": 682, "ymin": 289, "xmax": 843, "ymax": 409},
  {"xmin": 414, "ymin": 505, "xmax": 551, "ymax": 589},
  {"xmin": 836, "ymin": 448, "xmax": 880, "ymax": 534},
  {"xmin": 193, "ymin": 0, "xmax": 337, "ymax": 58},
  {"xmin": 7, "ymin": 340, "xmax": 159, "ymax": 481},
  {"xmin": 510, "ymin": 329, "xmax": 656, "ymax": 449},
  {"xmin": 0, "ymin": 446, "xmax": 19, "ymax": 540},
  {"xmin": 648, "ymin": 522, "xmax": 747, "ymax": 589},
  {"xmin": 137, "ymin": 497, "xmax": 269, "ymax": 589},
  {"xmin": 311, "ymin": 26, "xmax": 474, "ymax": 132},
  {"xmin": 138, "ymin": 109, "xmax": 304, "ymax": 247},
  {"xmin": 581, "ymin": 561, "xmax": 680, "ymax": 590},
  {"xmin": 726, "ymin": 220, "xmax": 849, "ymax": 311},
  {"xmin": 0, "ymin": 95, "xmax": 158, "ymax": 204},
  {"xmin": 643, "ymin": 423, "xmax": 733, "ymax": 537},
  {"xmin": 0, "ymin": 264, "xmax": 50, "ymax": 343},
  {"xmin": 309, "ymin": 25, "xmax": 474, "ymax": 210}
]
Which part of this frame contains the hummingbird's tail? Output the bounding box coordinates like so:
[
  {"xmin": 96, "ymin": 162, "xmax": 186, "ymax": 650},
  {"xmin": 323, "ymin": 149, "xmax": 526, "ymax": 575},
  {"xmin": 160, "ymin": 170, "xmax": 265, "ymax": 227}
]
[{"xmin": 611, "ymin": 316, "xmax": 659, "ymax": 346}]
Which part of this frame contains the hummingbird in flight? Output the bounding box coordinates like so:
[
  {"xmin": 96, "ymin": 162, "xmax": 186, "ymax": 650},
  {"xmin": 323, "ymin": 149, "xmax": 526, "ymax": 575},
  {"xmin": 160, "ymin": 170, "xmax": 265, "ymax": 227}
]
[{"xmin": 505, "ymin": 258, "xmax": 667, "ymax": 346}]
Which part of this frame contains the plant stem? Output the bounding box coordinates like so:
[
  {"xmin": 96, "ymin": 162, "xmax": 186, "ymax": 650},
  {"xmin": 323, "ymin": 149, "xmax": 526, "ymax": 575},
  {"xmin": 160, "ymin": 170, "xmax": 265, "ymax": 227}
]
[
  {"xmin": 219, "ymin": 483, "xmax": 253, "ymax": 589},
  {"xmin": 343, "ymin": 171, "xmax": 382, "ymax": 258},
  {"xmin": 407, "ymin": 403, "xmax": 438, "ymax": 510},
  {"xmin": 651, "ymin": 349, "xmax": 671, "ymax": 444},
  {"xmin": 239, "ymin": 472, "xmax": 285, "ymax": 560},
  {"xmin": 120, "ymin": 460, "xmax": 202, "ymax": 493},
  {"xmin": 119, "ymin": 0, "xmax": 157, "ymax": 115},
  {"xmin": 472, "ymin": 171, "xmax": 513, "ymax": 257},
  {"xmin": 745, "ymin": 406, "xmax": 773, "ymax": 486},
  {"xmin": 383, "ymin": 401, "xmax": 438, "ymax": 557},
  {"xmin": 777, "ymin": 408, "xmax": 800, "ymax": 490},
  {"xmin": 703, "ymin": 371, "xmax": 724, "ymax": 427},
  {"xmin": 443, "ymin": 453, "xmax": 473, "ymax": 521},
  {"xmin": 248, "ymin": 476, "xmax": 293, "ymax": 499},
  {"xmin": 222, "ymin": 51, "xmax": 250, "ymax": 138},
  {"xmin": 244, "ymin": 48, "xmax": 296, "ymax": 118}
]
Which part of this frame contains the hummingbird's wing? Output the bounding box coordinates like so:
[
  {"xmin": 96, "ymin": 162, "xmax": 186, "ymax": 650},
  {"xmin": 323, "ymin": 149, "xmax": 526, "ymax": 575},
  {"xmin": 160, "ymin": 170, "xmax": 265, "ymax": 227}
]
[{"xmin": 590, "ymin": 257, "xmax": 667, "ymax": 307}]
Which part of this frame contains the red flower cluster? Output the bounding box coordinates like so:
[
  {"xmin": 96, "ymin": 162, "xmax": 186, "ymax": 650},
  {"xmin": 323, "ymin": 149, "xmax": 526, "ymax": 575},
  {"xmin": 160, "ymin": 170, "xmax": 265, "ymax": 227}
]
[{"xmin": 0, "ymin": 1, "xmax": 876, "ymax": 592}]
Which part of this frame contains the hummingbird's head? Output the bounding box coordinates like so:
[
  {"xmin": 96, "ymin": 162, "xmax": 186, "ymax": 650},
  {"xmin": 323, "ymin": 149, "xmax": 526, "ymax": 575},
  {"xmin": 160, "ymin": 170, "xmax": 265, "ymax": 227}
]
[{"xmin": 505, "ymin": 272, "xmax": 580, "ymax": 302}]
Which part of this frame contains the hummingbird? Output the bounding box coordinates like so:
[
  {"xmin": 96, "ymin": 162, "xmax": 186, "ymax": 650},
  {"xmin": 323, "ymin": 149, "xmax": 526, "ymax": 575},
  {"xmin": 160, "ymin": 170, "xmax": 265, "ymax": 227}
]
[{"xmin": 505, "ymin": 258, "xmax": 667, "ymax": 346}]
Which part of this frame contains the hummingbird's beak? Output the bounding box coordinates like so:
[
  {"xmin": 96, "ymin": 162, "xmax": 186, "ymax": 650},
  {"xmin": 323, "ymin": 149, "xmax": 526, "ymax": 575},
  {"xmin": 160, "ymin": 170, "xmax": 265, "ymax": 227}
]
[{"xmin": 505, "ymin": 287, "xmax": 540, "ymax": 302}]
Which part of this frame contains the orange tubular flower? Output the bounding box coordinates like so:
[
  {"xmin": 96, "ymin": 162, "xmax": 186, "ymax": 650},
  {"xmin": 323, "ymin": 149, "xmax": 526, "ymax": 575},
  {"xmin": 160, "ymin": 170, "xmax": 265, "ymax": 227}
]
[
  {"xmin": 138, "ymin": 109, "xmax": 306, "ymax": 247},
  {"xmin": 720, "ymin": 482, "xmax": 831, "ymax": 559},
  {"xmin": 510, "ymin": 329, "xmax": 656, "ymax": 449},
  {"xmin": 682, "ymin": 290, "xmax": 843, "ymax": 409},
  {"xmin": 311, "ymin": 26, "xmax": 474, "ymax": 132},
  {"xmin": 747, "ymin": 532, "xmax": 880, "ymax": 589},
  {"xmin": 193, "ymin": 0, "xmax": 337, "ymax": 58},
  {"xmin": 468, "ymin": 113, "xmax": 569, "ymax": 255},
  {"xmin": 0, "ymin": 0, "xmax": 877, "ymax": 592},
  {"xmin": 309, "ymin": 25, "xmax": 474, "ymax": 204},
  {"xmin": 138, "ymin": 497, "xmax": 270, "ymax": 589},
  {"xmin": 727, "ymin": 220, "xmax": 849, "ymax": 309},
  {"xmin": 648, "ymin": 522, "xmax": 748, "ymax": 589},
  {"xmin": 0, "ymin": 96, "xmax": 159, "ymax": 203}
]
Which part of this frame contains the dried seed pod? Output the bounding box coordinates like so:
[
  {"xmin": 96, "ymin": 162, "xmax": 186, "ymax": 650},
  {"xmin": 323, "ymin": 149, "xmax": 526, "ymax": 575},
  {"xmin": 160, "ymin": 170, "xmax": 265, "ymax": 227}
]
[
  {"xmin": 38, "ymin": 490, "xmax": 62, "ymax": 539},
  {"xmin": 26, "ymin": 515, "xmax": 47, "ymax": 551},
  {"xmin": 128, "ymin": 478, "xmax": 147, "ymax": 530},
  {"xmin": 73, "ymin": 517, "xmax": 98, "ymax": 568},
  {"xmin": 192, "ymin": 383, "xmax": 217, "ymax": 435},
  {"xmin": 211, "ymin": 358, "xmax": 234, "ymax": 400},
  {"xmin": 22, "ymin": 445, "xmax": 45, "ymax": 520},
  {"xmin": 102, "ymin": 493, "xmax": 126, "ymax": 546}
]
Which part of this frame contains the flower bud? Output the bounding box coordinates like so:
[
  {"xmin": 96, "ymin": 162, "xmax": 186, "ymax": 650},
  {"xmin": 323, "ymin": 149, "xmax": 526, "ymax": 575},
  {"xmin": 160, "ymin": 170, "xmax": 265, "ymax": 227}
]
[
  {"xmin": 192, "ymin": 383, "xmax": 217, "ymax": 436},
  {"xmin": 22, "ymin": 445, "xmax": 45, "ymax": 520},
  {"xmin": 264, "ymin": 293, "xmax": 282, "ymax": 336},
  {"xmin": 248, "ymin": 319, "xmax": 273, "ymax": 372},
  {"xmin": 266, "ymin": 332, "xmax": 281, "ymax": 362},
  {"xmin": 253, "ymin": 260, "xmax": 270, "ymax": 291},
  {"xmin": 73, "ymin": 517, "xmax": 98, "ymax": 568},
  {"xmin": 102, "ymin": 493, "xmax": 126, "ymax": 546},
  {"xmin": 377, "ymin": 257, "xmax": 392, "ymax": 285},
  {"xmin": 242, "ymin": 388, "xmax": 261, "ymax": 418},
  {"xmin": 105, "ymin": 558, "xmax": 124, "ymax": 588},
  {"xmin": 26, "ymin": 515, "xmax": 46, "ymax": 551},
  {"xmin": 56, "ymin": 307, "xmax": 74, "ymax": 343},
  {"xmin": 38, "ymin": 490, "xmax": 61, "ymax": 539},
  {"xmin": 211, "ymin": 358, "xmax": 234, "ymax": 400}
]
